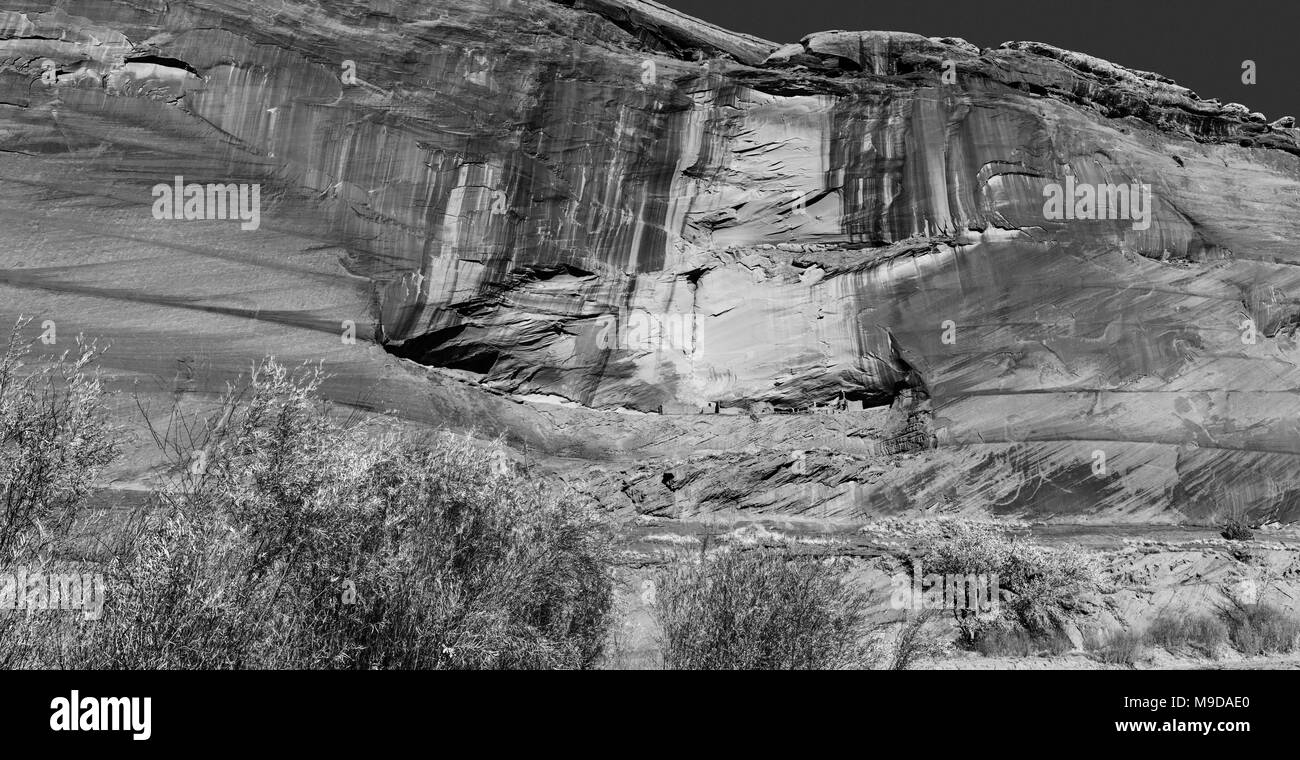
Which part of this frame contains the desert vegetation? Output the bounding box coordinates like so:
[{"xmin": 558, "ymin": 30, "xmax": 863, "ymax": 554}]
[
  {"xmin": 651, "ymin": 546, "xmax": 879, "ymax": 669},
  {"xmin": 886, "ymin": 608, "xmax": 950, "ymax": 670},
  {"xmin": 1221, "ymin": 519, "xmax": 1256, "ymax": 541},
  {"xmin": 1144, "ymin": 613, "xmax": 1228, "ymax": 657},
  {"xmin": 1088, "ymin": 628, "xmax": 1146, "ymax": 666},
  {"xmin": 5, "ymin": 321, "xmax": 1300, "ymax": 670},
  {"xmin": 2, "ymin": 325, "xmax": 615, "ymax": 669},
  {"xmin": 1081, "ymin": 602, "xmax": 1300, "ymax": 667},
  {"xmin": 0, "ymin": 318, "xmax": 121, "ymax": 562},
  {"xmin": 1220, "ymin": 601, "xmax": 1300, "ymax": 656},
  {"xmin": 917, "ymin": 520, "xmax": 1100, "ymax": 648}
]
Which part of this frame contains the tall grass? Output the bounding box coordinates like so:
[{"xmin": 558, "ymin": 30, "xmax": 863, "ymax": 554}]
[
  {"xmin": 1220, "ymin": 601, "xmax": 1300, "ymax": 656},
  {"xmin": 888, "ymin": 608, "xmax": 949, "ymax": 670},
  {"xmin": 1145, "ymin": 612, "xmax": 1227, "ymax": 656},
  {"xmin": 1088, "ymin": 628, "xmax": 1146, "ymax": 666}
]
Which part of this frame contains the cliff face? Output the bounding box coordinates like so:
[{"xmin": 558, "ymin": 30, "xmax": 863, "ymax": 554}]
[{"xmin": 5, "ymin": 0, "xmax": 1300, "ymax": 523}]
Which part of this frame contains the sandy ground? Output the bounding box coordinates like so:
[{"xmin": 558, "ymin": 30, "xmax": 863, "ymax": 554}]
[{"xmin": 607, "ymin": 518, "xmax": 1300, "ymax": 669}]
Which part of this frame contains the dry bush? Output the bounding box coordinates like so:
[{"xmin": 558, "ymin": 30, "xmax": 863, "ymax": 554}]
[
  {"xmin": 919, "ymin": 520, "xmax": 1099, "ymax": 645},
  {"xmin": 1087, "ymin": 628, "xmax": 1146, "ymax": 666},
  {"xmin": 0, "ymin": 319, "xmax": 123, "ymax": 668},
  {"xmin": 653, "ymin": 547, "xmax": 877, "ymax": 670},
  {"xmin": 1220, "ymin": 519, "xmax": 1255, "ymax": 541},
  {"xmin": 7, "ymin": 358, "xmax": 615, "ymax": 669},
  {"xmin": 889, "ymin": 608, "xmax": 950, "ymax": 670},
  {"xmin": 1220, "ymin": 601, "xmax": 1300, "ymax": 656},
  {"xmin": 0, "ymin": 318, "xmax": 121, "ymax": 561},
  {"xmin": 972, "ymin": 625, "xmax": 1074, "ymax": 658},
  {"xmin": 1145, "ymin": 612, "xmax": 1227, "ymax": 656}
]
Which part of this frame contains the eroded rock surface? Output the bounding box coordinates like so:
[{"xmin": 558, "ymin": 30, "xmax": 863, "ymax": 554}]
[{"xmin": 4, "ymin": 0, "xmax": 1300, "ymax": 522}]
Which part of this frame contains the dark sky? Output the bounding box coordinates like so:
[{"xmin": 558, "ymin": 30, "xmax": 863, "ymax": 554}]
[{"xmin": 661, "ymin": 0, "xmax": 1297, "ymax": 121}]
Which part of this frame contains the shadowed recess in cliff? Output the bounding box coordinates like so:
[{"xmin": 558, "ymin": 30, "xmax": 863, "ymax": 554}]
[{"xmin": 6, "ymin": 0, "xmax": 1300, "ymax": 522}]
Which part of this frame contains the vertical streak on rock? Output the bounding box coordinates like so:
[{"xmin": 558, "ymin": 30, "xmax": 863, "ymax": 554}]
[{"xmin": 906, "ymin": 89, "xmax": 953, "ymax": 236}]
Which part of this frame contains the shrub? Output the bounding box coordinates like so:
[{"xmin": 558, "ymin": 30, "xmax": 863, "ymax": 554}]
[
  {"xmin": 1221, "ymin": 602, "xmax": 1300, "ymax": 656},
  {"xmin": 1221, "ymin": 519, "xmax": 1254, "ymax": 541},
  {"xmin": 1145, "ymin": 612, "xmax": 1227, "ymax": 656},
  {"xmin": 972, "ymin": 624, "xmax": 1072, "ymax": 658},
  {"xmin": 918, "ymin": 521, "xmax": 1099, "ymax": 643},
  {"xmin": 1089, "ymin": 628, "xmax": 1145, "ymax": 666},
  {"xmin": 653, "ymin": 548, "xmax": 876, "ymax": 669},
  {"xmin": 999, "ymin": 542, "xmax": 1097, "ymax": 635},
  {"xmin": 889, "ymin": 608, "xmax": 950, "ymax": 670},
  {"xmin": 0, "ymin": 320, "xmax": 123, "ymax": 668},
  {"xmin": 6, "ymin": 359, "xmax": 616, "ymax": 669},
  {"xmin": 0, "ymin": 318, "xmax": 121, "ymax": 562}
]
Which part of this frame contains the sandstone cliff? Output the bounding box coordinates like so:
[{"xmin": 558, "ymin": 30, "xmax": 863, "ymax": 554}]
[{"xmin": 4, "ymin": 0, "xmax": 1300, "ymax": 523}]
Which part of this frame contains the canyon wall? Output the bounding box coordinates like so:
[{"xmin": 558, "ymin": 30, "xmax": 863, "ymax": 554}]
[{"xmin": 4, "ymin": 0, "xmax": 1300, "ymax": 523}]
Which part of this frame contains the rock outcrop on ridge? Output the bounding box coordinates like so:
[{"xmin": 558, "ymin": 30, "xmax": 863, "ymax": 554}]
[{"xmin": 3, "ymin": 0, "xmax": 1300, "ymax": 523}]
